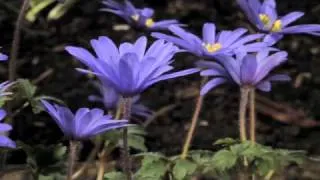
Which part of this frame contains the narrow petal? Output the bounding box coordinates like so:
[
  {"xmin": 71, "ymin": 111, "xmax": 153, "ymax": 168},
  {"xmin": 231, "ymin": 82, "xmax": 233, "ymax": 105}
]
[
  {"xmin": 256, "ymin": 81, "xmax": 271, "ymax": 92},
  {"xmin": 133, "ymin": 36, "xmax": 147, "ymax": 60},
  {"xmin": 0, "ymin": 109, "xmax": 6, "ymax": 121},
  {"xmin": 280, "ymin": 11, "xmax": 304, "ymax": 27},
  {"xmin": 151, "ymin": 20, "xmax": 181, "ymax": 30},
  {"xmin": 0, "ymin": 124, "xmax": 12, "ymax": 132},
  {"xmin": 140, "ymin": 8, "xmax": 154, "ymax": 17},
  {"xmin": 0, "ymin": 136, "xmax": 16, "ymax": 148},
  {"xmin": 263, "ymin": 33, "xmax": 283, "ymax": 45},
  {"xmin": 102, "ymin": 0, "xmax": 123, "ymax": 10},
  {"xmin": 268, "ymin": 74, "xmax": 291, "ymax": 81},
  {"xmin": 222, "ymin": 28, "xmax": 248, "ymax": 47},
  {"xmin": 282, "ymin": 24, "xmax": 320, "ymax": 35},
  {"xmin": 203, "ymin": 23, "xmax": 216, "ymax": 44},
  {"xmin": 0, "ymin": 53, "xmax": 8, "ymax": 61},
  {"xmin": 240, "ymin": 54, "xmax": 257, "ymax": 84},
  {"xmin": 200, "ymin": 78, "xmax": 227, "ymax": 95}
]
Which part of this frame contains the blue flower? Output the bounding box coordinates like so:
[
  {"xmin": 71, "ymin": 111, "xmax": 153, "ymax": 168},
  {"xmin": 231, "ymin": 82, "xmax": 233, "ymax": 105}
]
[
  {"xmin": 0, "ymin": 109, "xmax": 16, "ymax": 148},
  {"xmin": 88, "ymin": 83, "xmax": 153, "ymax": 119},
  {"xmin": 237, "ymin": 0, "xmax": 320, "ymax": 44},
  {"xmin": 152, "ymin": 23, "xmax": 268, "ymax": 59},
  {"xmin": 198, "ymin": 50, "xmax": 290, "ymax": 95},
  {"xmin": 41, "ymin": 100, "xmax": 128, "ymax": 140},
  {"xmin": 65, "ymin": 36, "xmax": 199, "ymax": 97},
  {"xmin": 101, "ymin": 0, "xmax": 181, "ymax": 30}
]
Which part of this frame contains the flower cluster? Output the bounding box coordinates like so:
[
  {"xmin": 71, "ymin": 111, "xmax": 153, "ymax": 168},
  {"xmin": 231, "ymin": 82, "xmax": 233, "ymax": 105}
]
[
  {"xmin": 237, "ymin": 0, "xmax": 320, "ymax": 44},
  {"xmin": 101, "ymin": 0, "xmax": 181, "ymax": 30}
]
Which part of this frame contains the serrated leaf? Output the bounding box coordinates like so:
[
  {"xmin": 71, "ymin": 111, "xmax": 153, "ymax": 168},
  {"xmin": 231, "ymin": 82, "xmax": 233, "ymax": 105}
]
[
  {"xmin": 212, "ymin": 150, "xmax": 237, "ymax": 172},
  {"xmin": 172, "ymin": 159, "xmax": 197, "ymax": 180},
  {"xmin": 135, "ymin": 156, "xmax": 167, "ymax": 179},
  {"xmin": 104, "ymin": 171, "xmax": 126, "ymax": 180},
  {"xmin": 128, "ymin": 134, "xmax": 147, "ymax": 152}
]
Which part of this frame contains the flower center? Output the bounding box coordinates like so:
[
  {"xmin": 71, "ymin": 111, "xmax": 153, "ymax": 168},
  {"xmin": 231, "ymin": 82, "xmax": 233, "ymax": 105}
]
[
  {"xmin": 204, "ymin": 43, "xmax": 222, "ymax": 53},
  {"xmin": 145, "ymin": 18, "xmax": 154, "ymax": 27},
  {"xmin": 259, "ymin": 14, "xmax": 282, "ymax": 32},
  {"xmin": 131, "ymin": 14, "xmax": 139, "ymax": 21}
]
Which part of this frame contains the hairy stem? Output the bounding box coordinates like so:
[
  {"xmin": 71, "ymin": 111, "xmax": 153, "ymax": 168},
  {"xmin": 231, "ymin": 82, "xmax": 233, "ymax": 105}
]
[
  {"xmin": 239, "ymin": 87, "xmax": 250, "ymax": 142},
  {"xmin": 180, "ymin": 77, "xmax": 207, "ymax": 159},
  {"xmin": 121, "ymin": 97, "xmax": 132, "ymax": 180},
  {"xmin": 181, "ymin": 95, "xmax": 204, "ymax": 159},
  {"xmin": 9, "ymin": 0, "xmax": 30, "ymax": 81},
  {"xmin": 67, "ymin": 141, "xmax": 78, "ymax": 180},
  {"xmin": 249, "ymin": 89, "xmax": 256, "ymax": 143}
]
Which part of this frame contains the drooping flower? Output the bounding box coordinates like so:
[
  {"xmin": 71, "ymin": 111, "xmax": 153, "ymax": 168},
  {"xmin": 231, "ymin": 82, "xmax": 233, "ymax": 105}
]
[
  {"xmin": 237, "ymin": 0, "xmax": 320, "ymax": 44},
  {"xmin": 88, "ymin": 82, "xmax": 153, "ymax": 118},
  {"xmin": 41, "ymin": 100, "xmax": 128, "ymax": 140},
  {"xmin": 65, "ymin": 36, "xmax": 199, "ymax": 97},
  {"xmin": 101, "ymin": 0, "xmax": 181, "ymax": 30},
  {"xmin": 0, "ymin": 109, "xmax": 16, "ymax": 148},
  {"xmin": 197, "ymin": 50, "xmax": 290, "ymax": 95},
  {"xmin": 152, "ymin": 23, "xmax": 268, "ymax": 59}
]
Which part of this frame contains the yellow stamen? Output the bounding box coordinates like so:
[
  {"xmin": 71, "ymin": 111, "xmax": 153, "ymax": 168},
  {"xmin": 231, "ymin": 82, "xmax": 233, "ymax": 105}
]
[
  {"xmin": 259, "ymin": 14, "xmax": 270, "ymax": 25},
  {"xmin": 271, "ymin": 20, "xmax": 282, "ymax": 32},
  {"xmin": 204, "ymin": 43, "xmax": 222, "ymax": 53},
  {"xmin": 131, "ymin": 14, "xmax": 139, "ymax": 21},
  {"xmin": 145, "ymin": 18, "xmax": 154, "ymax": 27}
]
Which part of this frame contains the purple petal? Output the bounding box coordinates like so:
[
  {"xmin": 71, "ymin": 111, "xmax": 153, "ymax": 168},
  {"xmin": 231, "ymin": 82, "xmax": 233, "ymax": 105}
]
[
  {"xmin": 256, "ymin": 81, "xmax": 271, "ymax": 92},
  {"xmin": 90, "ymin": 36, "xmax": 119, "ymax": 62},
  {"xmin": 0, "ymin": 109, "xmax": 6, "ymax": 121},
  {"xmin": 237, "ymin": 0, "xmax": 261, "ymax": 26},
  {"xmin": 254, "ymin": 51, "xmax": 288, "ymax": 84},
  {"xmin": 0, "ymin": 53, "xmax": 8, "ymax": 61},
  {"xmin": 268, "ymin": 74, "xmax": 291, "ymax": 81},
  {"xmin": 133, "ymin": 36, "xmax": 147, "ymax": 60},
  {"xmin": 102, "ymin": 0, "xmax": 123, "ymax": 10},
  {"xmin": 221, "ymin": 28, "xmax": 247, "ymax": 47},
  {"xmin": 280, "ymin": 11, "xmax": 304, "ymax": 27},
  {"xmin": 0, "ymin": 123, "xmax": 12, "ymax": 132},
  {"xmin": 200, "ymin": 78, "xmax": 227, "ymax": 95},
  {"xmin": 0, "ymin": 136, "xmax": 16, "ymax": 148},
  {"xmin": 261, "ymin": 0, "xmax": 277, "ymax": 22},
  {"xmin": 151, "ymin": 20, "xmax": 181, "ymax": 30},
  {"xmin": 240, "ymin": 54, "xmax": 257, "ymax": 84},
  {"xmin": 203, "ymin": 23, "xmax": 216, "ymax": 44},
  {"xmin": 140, "ymin": 8, "xmax": 154, "ymax": 17},
  {"xmin": 282, "ymin": 24, "xmax": 320, "ymax": 35},
  {"xmin": 263, "ymin": 33, "xmax": 283, "ymax": 46}
]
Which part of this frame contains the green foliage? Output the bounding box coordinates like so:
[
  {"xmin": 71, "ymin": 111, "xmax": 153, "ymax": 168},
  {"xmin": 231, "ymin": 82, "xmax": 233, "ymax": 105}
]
[
  {"xmin": 212, "ymin": 149, "xmax": 238, "ymax": 172},
  {"xmin": 172, "ymin": 159, "xmax": 197, "ymax": 180},
  {"xmin": 27, "ymin": 0, "xmax": 79, "ymax": 22},
  {"xmin": 135, "ymin": 154, "xmax": 168, "ymax": 180},
  {"xmin": 103, "ymin": 125, "xmax": 148, "ymax": 152},
  {"xmin": 104, "ymin": 172, "xmax": 126, "ymax": 180},
  {"xmin": 19, "ymin": 142, "xmax": 67, "ymax": 176},
  {"xmin": 15, "ymin": 79, "xmax": 63, "ymax": 114}
]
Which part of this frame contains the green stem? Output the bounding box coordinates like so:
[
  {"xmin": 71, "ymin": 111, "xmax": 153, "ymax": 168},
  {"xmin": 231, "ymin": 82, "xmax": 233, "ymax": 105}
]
[
  {"xmin": 249, "ymin": 89, "xmax": 256, "ymax": 144},
  {"xmin": 239, "ymin": 87, "xmax": 250, "ymax": 142},
  {"xmin": 121, "ymin": 97, "xmax": 132, "ymax": 180},
  {"xmin": 67, "ymin": 140, "xmax": 78, "ymax": 180}
]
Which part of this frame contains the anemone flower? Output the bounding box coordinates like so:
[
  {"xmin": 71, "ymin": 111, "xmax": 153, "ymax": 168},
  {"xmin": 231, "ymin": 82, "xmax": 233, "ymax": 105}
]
[
  {"xmin": 65, "ymin": 36, "xmax": 199, "ymax": 97},
  {"xmin": 88, "ymin": 83, "xmax": 153, "ymax": 118},
  {"xmin": 197, "ymin": 50, "xmax": 290, "ymax": 95},
  {"xmin": 101, "ymin": 0, "xmax": 181, "ymax": 30},
  {"xmin": 152, "ymin": 23, "xmax": 269, "ymax": 59},
  {"xmin": 237, "ymin": 0, "xmax": 320, "ymax": 45},
  {"xmin": 0, "ymin": 109, "xmax": 16, "ymax": 148},
  {"xmin": 41, "ymin": 100, "xmax": 128, "ymax": 140}
]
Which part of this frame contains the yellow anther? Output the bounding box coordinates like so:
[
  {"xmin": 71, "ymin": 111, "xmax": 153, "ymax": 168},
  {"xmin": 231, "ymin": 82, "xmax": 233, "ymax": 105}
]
[
  {"xmin": 259, "ymin": 14, "xmax": 270, "ymax": 25},
  {"xmin": 131, "ymin": 14, "xmax": 139, "ymax": 21},
  {"xmin": 204, "ymin": 43, "xmax": 222, "ymax": 53},
  {"xmin": 271, "ymin": 20, "xmax": 282, "ymax": 32},
  {"xmin": 145, "ymin": 18, "xmax": 154, "ymax": 27}
]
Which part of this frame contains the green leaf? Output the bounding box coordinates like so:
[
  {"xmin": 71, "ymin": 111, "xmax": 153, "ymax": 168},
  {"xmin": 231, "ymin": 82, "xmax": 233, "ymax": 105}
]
[
  {"xmin": 104, "ymin": 171, "xmax": 126, "ymax": 180},
  {"xmin": 214, "ymin": 138, "xmax": 238, "ymax": 146},
  {"xmin": 47, "ymin": 0, "xmax": 79, "ymax": 21},
  {"xmin": 135, "ymin": 155, "xmax": 168, "ymax": 180},
  {"xmin": 17, "ymin": 79, "xmax": 37, "ymax": 99},
  {"xmin": 27, "ymin": 0, "xmax": 56, "ymax": 22},
  {"xmin": 212, "ymin": 149, "xmax": 237, "ymax": 172},
  {"xmin": 172, "ymin": 159, "xmax": 197, "ymax": 180}
]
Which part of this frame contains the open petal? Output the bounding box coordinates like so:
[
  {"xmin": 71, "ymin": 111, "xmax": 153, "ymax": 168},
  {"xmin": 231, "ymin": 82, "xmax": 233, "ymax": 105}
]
[
  {"xmin": 133, "ymin": 36, "xmax": 147, "ymax": 60},
  {"xmin": 102, "ymin": 0, "xmax": 123, "ymax": 10},
  {"xmin": 200, "ymin": 78, "xmax": 227, "ymax": 95},
  {"xmin": 263, "ymin": 33, "xmax": 283, "ymax": 46},
  {"xmin": 0, "ymin": 136, "xmax": 16, "ymax": 148},
  {"xmin": 222, "ymin": 28, "xmax": 248, "ymax": 47},
  {"xmin": 282, "ymin": 24, "xmax": 320, "ymax": 35},
  {"xmin": 0, "ymin": 53, "xmax": 8, "ymax": 61},
  {"xmin": 280, "ymin": 11, "xmax": 304, "ymax": 27},
  {"xmin": 0, "ymin": 109, "xmax": 6, "ymax": 121},
  {"xmin": 0, "ymin": 124, "xmax": 12, "ymax": 132},
  {"xmin": 202, "ymin": 23, "xmax": 216, "ymax": 44},
  {"xmin": 140, "ymin": 8, "xmax": 154, "ymax": 17},
  {"xmin": 152, "ymin": 20, "xmax": 180, "ymax": 30},
  {"xmin": 240, "ymin": 54, "xmax": 257, "ymax": 84},
  {"xmin": 256, "ymin": 81, "xmax": 271, "ymax": 92},
  {"xmin": 268, "ymin": 74, "xmax": 291, "ymax": 81}
]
